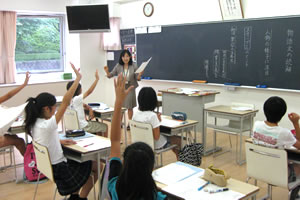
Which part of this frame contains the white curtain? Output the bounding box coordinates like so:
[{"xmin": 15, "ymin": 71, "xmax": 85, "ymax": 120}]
[
  {"xmin": 100, "ymin": 17, "xmax": 121, "ymax": 50},
  {"xmin": 0, "ymin": 11, "xmax": 17, "ymax": 84}
]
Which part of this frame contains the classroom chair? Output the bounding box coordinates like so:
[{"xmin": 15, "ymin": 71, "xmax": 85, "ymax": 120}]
[
  {"xmin": 32, "ymin": 141, "xmax": 96, "ymax": 200},
  {"xmin": 245, "ymin": 142, "xmax": 300, "ymax": 200},
  {"xmin": 129, "ymin": 120, "xmax": 177, "ymax": 168},
  {"xmin": 63, "ymin": 108, "xmax": 80, "ymax": 131},
  {"xmin": 0, "ymin": 145, "xmax": 17, "ymax": 183}
]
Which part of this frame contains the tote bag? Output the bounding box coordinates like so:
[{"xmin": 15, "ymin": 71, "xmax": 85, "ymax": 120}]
[
  {"xmin": 178, "ymin": 135, "xmax": 203, "ymax": 166},
  {"xmin": 24, "ymin": 143, "xmax": 46, "ymax": 181}
]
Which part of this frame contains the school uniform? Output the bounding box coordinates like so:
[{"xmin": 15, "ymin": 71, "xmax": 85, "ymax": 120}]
[
  {"xmin": 107, "ymin": 157, "xmax": 166, "ymax": 200},
  {"xmin": 108, "ymin": 63, "xmax": 139, "ymax": 109},
  {"xmin": 71, "ymin": 94, "xmax": 107, "ymax": 133},
  {"xmin": 31, "ymin": 116, "xmax": 92, "ymax": 195}
]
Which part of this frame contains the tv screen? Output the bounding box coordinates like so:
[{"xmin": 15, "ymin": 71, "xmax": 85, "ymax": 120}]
[{"xmin": 66, "ymin": 4, "xmax": 110, "ymax": 33}]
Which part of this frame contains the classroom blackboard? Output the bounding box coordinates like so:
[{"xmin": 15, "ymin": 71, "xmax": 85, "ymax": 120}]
[
  {"xmin": 107, "ymin": 29, "xmax": 135, "ymax": 69},
  {"xmin": 137, "ymin": 16, "xmax": 300, "ymax": 90}
]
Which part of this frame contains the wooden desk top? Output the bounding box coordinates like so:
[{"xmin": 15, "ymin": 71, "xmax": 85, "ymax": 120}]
[
  {"xmin": 205, "ymin": 105, "xmax": 259, "ymax": 115},
  {"xmin": 154, "ymin": 163, "xmax": 259, "ymax": 199},
  {"xmin": 159, "ymin": 88, "xmax": 219, "ymax": 97},
  {"xmin": 63, "ymin": 135, "xmax": 111, "ymax": 154}
]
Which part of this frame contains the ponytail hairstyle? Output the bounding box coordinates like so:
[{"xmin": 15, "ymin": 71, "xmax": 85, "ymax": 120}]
[
  {"xmin": 66, "ymin": 81, "xmax": 82, "ymax": 97},
  {"xmin": 24, "ymin": 92, "xmax": 56, "ymax": 135},
  {"xmin": 116, "ymin": 142, "xmax": 157, "ymax": 200}
]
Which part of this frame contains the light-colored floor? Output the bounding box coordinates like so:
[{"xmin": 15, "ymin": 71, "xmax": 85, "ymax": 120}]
[{"xmin": 0, "ymin": 127, "xmax": 290, "ymax": 200}]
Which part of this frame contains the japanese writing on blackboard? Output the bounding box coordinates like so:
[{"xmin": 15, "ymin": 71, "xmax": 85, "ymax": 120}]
[
  {"xmin": 285, "ymin": 29, "xmax": 294, "ymax": 73},
  {"xmin": 244, "ymin": 26, "xmax": 252, "ymax": 68},
  {"xmin": 264, "ymin": 29, "xmax": 272, "ymax": 76}
]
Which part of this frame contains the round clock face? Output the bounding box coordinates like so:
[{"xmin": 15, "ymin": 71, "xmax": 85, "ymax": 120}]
[{"xmin": 143, "ymin": 2, "xmax": 154, "ymax": 17}]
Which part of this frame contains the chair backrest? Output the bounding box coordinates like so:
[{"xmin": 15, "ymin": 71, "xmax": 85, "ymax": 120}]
[
  {"xmin": 32, "ymin": 141, "xmax": 55, "ymax": 182},
  {"xmin": 129, "ymin": 120, "xmax": 155, "ymax": 149},
  {"xmin": 245, "ymin": 142, "xmax": 288, "ymax": 188},
  {"xmin": 63, "ymin": 108, "xmax": 80, "ymax": 131}
]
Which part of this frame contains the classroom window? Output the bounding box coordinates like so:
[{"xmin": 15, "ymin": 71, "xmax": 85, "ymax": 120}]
[{"xmin": 15, "ymin": 15, "xmax": 65, "ymax": 73}]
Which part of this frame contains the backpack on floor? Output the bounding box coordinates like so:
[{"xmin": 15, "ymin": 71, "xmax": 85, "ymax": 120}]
[{"xmin": 24, "ymin": 143, "xmax": 46, "ymax": 181}]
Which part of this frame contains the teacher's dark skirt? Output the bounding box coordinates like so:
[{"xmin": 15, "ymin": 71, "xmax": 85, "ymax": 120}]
[
  {"xmin": 52, "ymin": 159, "xmax": 92, "ymax": 196},
  {"xmin": 123, "ymin": 85, "xmax": 137, "ymax": 109}
]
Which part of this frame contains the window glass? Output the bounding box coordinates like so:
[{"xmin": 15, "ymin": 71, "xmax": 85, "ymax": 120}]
[{"xmin": 15, "ymin": 15, "xmax": 65, "ymax": 73}]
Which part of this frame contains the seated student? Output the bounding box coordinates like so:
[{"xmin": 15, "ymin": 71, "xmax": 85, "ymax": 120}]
[
  {"xmin": 132, "ymin": 87, "xmax": 181, "ymax": 160},
  {"xmin": 0, "ymin": 72, "xmax": 30, "ymax": 156},
  {"xmin": 107, "ymin": 74, "xmax": 166, "ymax": 200},
  {"xmin": 24, "ymin": 65, "xmax": 97, "ymax": 200},
  {"xmin": 66, "ymin": 66, "xmax": 108, "ymax": 137},
  {"xmin": 252, "ymin": 96, "xmax": 300, "ymax": 199}
]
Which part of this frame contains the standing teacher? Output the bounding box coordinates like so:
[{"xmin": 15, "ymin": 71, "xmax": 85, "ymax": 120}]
[{"xmin": 104, "ymin": 49, "xmax": 144, "ymax": 130}]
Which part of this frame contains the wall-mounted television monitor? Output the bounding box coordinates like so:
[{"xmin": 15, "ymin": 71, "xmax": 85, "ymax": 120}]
[{"xmin": 66, "ymin": 4, "xmax": 110, "ymax": 33}]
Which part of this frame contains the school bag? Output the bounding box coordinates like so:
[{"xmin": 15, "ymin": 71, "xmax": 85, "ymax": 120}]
[
  {"xmin": 178, "ymin": 134, "xmax": 203, "ymax": 166},
  {"xmin": 24, "ymin": 143, "xmax": 46, "ymax": 181}
]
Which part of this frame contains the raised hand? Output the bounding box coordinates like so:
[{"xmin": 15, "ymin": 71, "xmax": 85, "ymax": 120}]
[
  {"xmin": 70, "ymin": 62, "xmax": 81, "ymax": 79},
  {"xmin": 95, "ymin": 69, "xmax": 99, "ymax": 80},
  {"xmin": 114, "ymin": 73, "xmax": 133, "ymax": 104},
  {"xmin": 23, "ymin": 71, "xmax": 30, "ymax": 86}
]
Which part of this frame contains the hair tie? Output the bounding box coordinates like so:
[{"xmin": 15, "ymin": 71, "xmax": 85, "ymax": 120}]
[{"xmin": 32, "ymin": 98, "xmax": 36, "ymax": 104}]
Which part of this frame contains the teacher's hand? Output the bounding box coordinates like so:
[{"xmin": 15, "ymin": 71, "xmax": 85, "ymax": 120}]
[{"xmin": 104, "ymin": 66, "xmax": 109, "ymax": 73}]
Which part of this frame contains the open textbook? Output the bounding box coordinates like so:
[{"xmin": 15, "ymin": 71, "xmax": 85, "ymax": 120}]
[
  {"xmin": 135, "ymin": 57, "xmax": 152, "ymax": 73},
  {"xmin": 0, "ymin": 103, "xmax": 27, "ymax": 136}
]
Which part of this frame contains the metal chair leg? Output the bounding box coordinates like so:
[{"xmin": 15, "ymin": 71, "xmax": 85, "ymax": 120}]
[
  {"xmin": 33, "ymin": 173, "xmax": 41, "ymax": 200},
  {"xmin": 52, "ymin": 187, "xmax": 57, "ymax": 200}
]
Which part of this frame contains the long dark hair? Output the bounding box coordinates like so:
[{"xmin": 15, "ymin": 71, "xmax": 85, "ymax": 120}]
[
  {"xmin": 24, "ymin": 92, "xmax": 56, "ymax": 135},
  {"xmin": 118, "ymin": 49, "xmax": 133, "ymax": 66},
  {"xmin": 116, "ymin": 142, "xmax": 157, "ymax": 200}
]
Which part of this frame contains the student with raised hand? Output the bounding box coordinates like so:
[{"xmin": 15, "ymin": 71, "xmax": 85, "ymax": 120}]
[
  {"xmin": 0, "ymin": 71, "xmax": 30, "ymax": 156},
  {"xmin": 104, "ymin": 49, "xmax": 144, "ymax": 130},
  {"xmin": 133, "ymin": 87, "xmax": 181, "ymax": 160},
  {"xmin": 107, "ymin": 74, "xmax": 166, "ymax": 200},
  {"xmin": 24, "ymin": 65, "xmax": 97, "ymax": 200},
  {"xmin": 67, "ymin": 64, "xmax": 108, "ymax": 137}
]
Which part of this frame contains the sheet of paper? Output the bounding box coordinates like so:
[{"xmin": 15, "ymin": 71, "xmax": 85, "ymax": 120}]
[
  {"xmin": 148, "ymin": 25, "xmax": 162, "ymax": 33},
  {"xmin": 0, "ymin": 103, "xmax": 27, "ymax": 136},
  {"xmin": 231, "ymin": 106, "xmax": 253, "ymax": 111},
  {"xmin": 135, "ymin": 27, "xmax": 147, "ymax": 34},
  {"xmin": 135, "ymin": 57, "xmax": 152, "ymax": 73},
  {"xmin": 152, "ymin": 162, "xmax": 204, "ymax": 185},
  {"xmin": 160, "ymin": 117, "xmax": 183, "ymax": 128},
  {"xmin": 163, "ymin": 175, "xmax": 244, "ymax": 200},
  {"xmin": 95, "ymin": 107, "xmax": 114, "ymax": 113},
  {"xmin": 75, "ymin": 136, "xmax": 111, "ymax": 151},
  {"xmin": 107, "ymin": 52, "xmax": 114, "ymax": 61},
  {"xmin": 179, "ymin": 88, "xmax": 200, "ymax": 95}
]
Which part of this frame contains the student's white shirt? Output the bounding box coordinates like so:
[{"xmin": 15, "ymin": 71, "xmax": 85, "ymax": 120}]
[
  {"xmin": 32, "ymin": 116, "xmax": 67, "ymax": 165},
  {"xmin": 252, "ymin": 121, "xmax": 296, "ymax": 148},
  {"xmin": 132, "ymin": 110, "xmax": 167, "ymax": 149},
  {"xmin": 70, "ymin": 94, "xmax": 88, "ymax": 129}
]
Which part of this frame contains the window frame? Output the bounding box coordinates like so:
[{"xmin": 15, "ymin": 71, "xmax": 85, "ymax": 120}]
[{"xmin": 15, "ymin": 13, "xmax": 66, "ymax": 74}]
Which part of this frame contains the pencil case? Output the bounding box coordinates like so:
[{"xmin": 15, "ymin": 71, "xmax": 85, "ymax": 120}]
[
  {"xmin": 171, "ymin": 112, "xmax": 187, "ymax": 121},
  {"xmin": 203, "ymin": 165, "xmax": 230, "ymax": 187},
  {"xmin": 66, "ymin": 129, "xmax": 85, "ymax": 137}
]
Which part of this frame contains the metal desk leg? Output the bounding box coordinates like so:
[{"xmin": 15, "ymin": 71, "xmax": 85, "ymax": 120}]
[
  {"xmin": 237, "ymin": 117, "xmax": 245, "ymax": 165},
  {"xmin": 213, "ymin": 117, "xmax": 217, "ymax": 152},
  {"xmin": 97, "ymin": 153, "xmax": 101, "ymax": 200},
  {"xmin": 181, "ymin": 129, "xmax": 184, "ymax": 149},
  {"xmin": 194, "ymin": 125, "xmax": 197, "ymax": 143},
  {"xmin": 203, "ymin": 110, "xmax": 208, "ymax": 153}
]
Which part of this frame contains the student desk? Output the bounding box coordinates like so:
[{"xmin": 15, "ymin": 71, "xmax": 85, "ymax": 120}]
[
  {"xmin": 160, "ymin": 115, "xmax": 198, "ymax": 149},
  {"xmin": 91, "ymin": 107, "xmax": 128, "ymax": 146},
  {"xmin": 204, "ymin": 106, "xmax": 258, "ymax": 165},
  {"xmin": 61, "ymin": 133, "xmax": 111, "ymax": 200},
  {"xmin": 159, "ymin": 89, "xmax": 219, "ymax": 144},
  {"xmin": 154, "ymin": 162, "xmax": 259, "ymax": 200}
]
